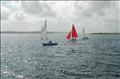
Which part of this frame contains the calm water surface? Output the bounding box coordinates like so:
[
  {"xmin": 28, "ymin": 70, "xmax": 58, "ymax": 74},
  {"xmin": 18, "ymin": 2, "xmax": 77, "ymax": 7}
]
[{"xmin": 1, "ymin": 33, "xmax": 120, "ymax": 79}]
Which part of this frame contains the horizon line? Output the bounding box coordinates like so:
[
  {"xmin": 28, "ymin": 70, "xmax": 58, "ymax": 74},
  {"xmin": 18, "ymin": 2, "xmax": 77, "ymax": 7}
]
[{"xmin": 1, "ymin": 31, "xmax": 120, "ymax": 34}]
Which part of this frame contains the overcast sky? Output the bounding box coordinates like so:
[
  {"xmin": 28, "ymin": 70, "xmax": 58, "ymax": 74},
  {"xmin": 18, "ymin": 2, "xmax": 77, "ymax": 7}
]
[{"xmin": 1, "ymin": 1, "xmax": 120, "ymax": 33}]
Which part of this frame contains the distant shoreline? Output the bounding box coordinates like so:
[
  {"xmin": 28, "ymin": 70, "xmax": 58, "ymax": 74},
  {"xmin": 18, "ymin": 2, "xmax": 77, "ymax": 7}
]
[
  {"xmin": 0, "ymin": 31, "xmax": 66, "ymax": 34},
  {"xmin": 1, "ymin": 31, "xmax": 120, "ymax": 35},
  {"xmin": 91, "ymin": 33, "xmax": 120, "ymax": 35}
]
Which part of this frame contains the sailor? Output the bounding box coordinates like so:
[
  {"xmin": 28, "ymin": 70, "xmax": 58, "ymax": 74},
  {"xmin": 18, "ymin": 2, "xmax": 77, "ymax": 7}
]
[{"xmin": 49, "ymin": 41, "xmax": 52, "ymax": 43}]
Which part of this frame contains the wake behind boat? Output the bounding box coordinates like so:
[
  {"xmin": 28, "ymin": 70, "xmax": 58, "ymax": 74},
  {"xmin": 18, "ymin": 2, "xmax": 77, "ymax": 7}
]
[{"xmin": 41, "ymin": 19, "xmax": 58, "ymax": 46}]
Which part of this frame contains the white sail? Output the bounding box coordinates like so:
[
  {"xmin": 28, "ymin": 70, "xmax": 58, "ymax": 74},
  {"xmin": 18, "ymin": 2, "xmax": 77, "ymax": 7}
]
[
  {"xmin": 41, "ymin": 19, "xmax": 48, "ymax": 41},
  {"xmin": 82, "ymin": 26, "xmax": 89, "ymax": 40},
  {"xmin": 41, "ymin": 26, "xmax": 44, "ymax": 40},
  {"xmin": 41, "ymin": 19, "xmax": 58, "ymax": 46}
]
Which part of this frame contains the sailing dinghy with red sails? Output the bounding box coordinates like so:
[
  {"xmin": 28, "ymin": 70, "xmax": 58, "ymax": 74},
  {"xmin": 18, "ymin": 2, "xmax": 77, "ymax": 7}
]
[{"xmin": 66, "ymin": 24, "xmax": 78, "ymax": 41}]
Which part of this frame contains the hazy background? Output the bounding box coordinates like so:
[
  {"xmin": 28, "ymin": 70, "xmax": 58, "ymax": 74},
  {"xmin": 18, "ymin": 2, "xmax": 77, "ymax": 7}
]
[{"xmin": 1, "ymin": 1, "xmax": 120, "ymax": 33}]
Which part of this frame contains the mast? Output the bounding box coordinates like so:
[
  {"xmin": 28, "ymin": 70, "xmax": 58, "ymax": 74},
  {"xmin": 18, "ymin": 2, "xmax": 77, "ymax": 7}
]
[
  {"xmin": 41, "ymin": 26, "xmax": 43, "ymax": 40},
  {"xmin": 83, "ymin": 26, "xmax": 85, "ymax": 38},
  {"xmin": 44, "ymin": 19, "xmax": 47, "ymax": 39}
]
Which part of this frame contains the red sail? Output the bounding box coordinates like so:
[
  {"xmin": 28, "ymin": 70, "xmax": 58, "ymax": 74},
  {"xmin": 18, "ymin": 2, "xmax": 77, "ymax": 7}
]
[
  {"xmin": 72, "ymin": 24, "xmax": 78, "ymax": 38},
  {"xmin": 66, "ymin": 31, "xmax": 71, "ymax": 40}
]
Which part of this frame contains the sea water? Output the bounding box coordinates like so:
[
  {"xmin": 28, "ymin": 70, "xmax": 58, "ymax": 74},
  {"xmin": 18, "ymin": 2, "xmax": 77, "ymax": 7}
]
[{"xmin": 1, "ymin": 33, "xmax": 120, "ymax": 79}]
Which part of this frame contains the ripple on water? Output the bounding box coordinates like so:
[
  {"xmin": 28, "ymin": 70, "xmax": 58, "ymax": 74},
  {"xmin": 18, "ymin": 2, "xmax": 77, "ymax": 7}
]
[{"xmin": 1, "ymin": 34, "xmax": 120, "ymax": 79}]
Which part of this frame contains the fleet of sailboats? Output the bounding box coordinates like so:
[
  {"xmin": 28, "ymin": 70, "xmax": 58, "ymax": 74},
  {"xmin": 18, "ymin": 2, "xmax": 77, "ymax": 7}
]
[{"xmin": 41, "ymin": 19, "xmax": 90, "ymax": 46}]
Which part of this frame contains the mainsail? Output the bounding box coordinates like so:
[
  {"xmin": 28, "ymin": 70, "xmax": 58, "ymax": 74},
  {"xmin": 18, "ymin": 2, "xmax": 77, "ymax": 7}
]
[
  {"xmin": 41, "ymin": 19, "xmax": 48, "ymax": 41},
  {"xmin": 41, "ymin": 27, "xmax": 43, "ymax": 39},
  {"xmin": 71, "ymin": 24, "xmax": 78, "ymax": 38},
  {"xmin": 66, "ymin": 24, "xmax": 78, "ymax": 40}
]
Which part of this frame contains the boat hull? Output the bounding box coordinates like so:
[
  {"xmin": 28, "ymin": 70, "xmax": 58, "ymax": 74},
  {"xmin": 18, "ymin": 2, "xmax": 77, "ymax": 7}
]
[
  {"xmin": 42, "ymin": 43, "xmax": 58, "ymax": 46},
  {"xmin": 82, "ymin": 37, "xmax": 90, "ymax": 40}
]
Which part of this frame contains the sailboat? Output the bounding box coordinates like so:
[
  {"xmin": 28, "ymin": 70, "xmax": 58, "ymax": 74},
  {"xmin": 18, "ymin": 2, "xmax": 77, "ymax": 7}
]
[
  {"xmin": 82, "ymin": 26, "xmax": 89, "ymax": 40},
  {"xmin": 41, "ymin": 19, "xmax": 58, "ymax": 46},
  {"xmin": 66, "ymin": 24, "xmax": 78, "ymax": 41}
]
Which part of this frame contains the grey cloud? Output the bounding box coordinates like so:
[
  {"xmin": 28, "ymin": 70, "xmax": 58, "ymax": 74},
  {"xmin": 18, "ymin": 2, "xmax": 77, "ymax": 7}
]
[
  {"xmin": 73, "ymin": 1, "xmax": 119, "ymax": 33},
  {"xmin": 1, "ymin": 1, "xmax": 24, "ymax": 20},
  {"xmin": 75, "ymin": 1, "xmax": 116, "ymax": 17},
  {"xmin": 1, "ymin": 9, "xmax": 10, "ymax": 20},
  {"xmin": 104, "ymin": 18, "xmax": 119, "ymax": 32},
  {"xmin": 21, "ymin": 1, "xmax": 56, "ymax": 17},
  {"xmin": 15, "ymin": 13, "xmax": 26, "ymax": 20},
  {"xmin": 21, "ymin": 1, "xmax": 42, "ymax": 14},
  {"xmin": 1, "ymin": 1, "xmax": 119, "ymax": 33},
  {"xmin": 1, "ymin": 14, "xmax": 9, "ymax": 20},
  {"xmin": 87, "ymin": 2, "xmax": 108, "ymax": 16}
]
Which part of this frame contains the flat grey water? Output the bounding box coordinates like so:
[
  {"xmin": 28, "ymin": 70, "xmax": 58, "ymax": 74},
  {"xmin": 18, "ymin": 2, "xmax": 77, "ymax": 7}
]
[{"xmin": 1, "ymin": 33, "xmax": 120, "ymax": 79}]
